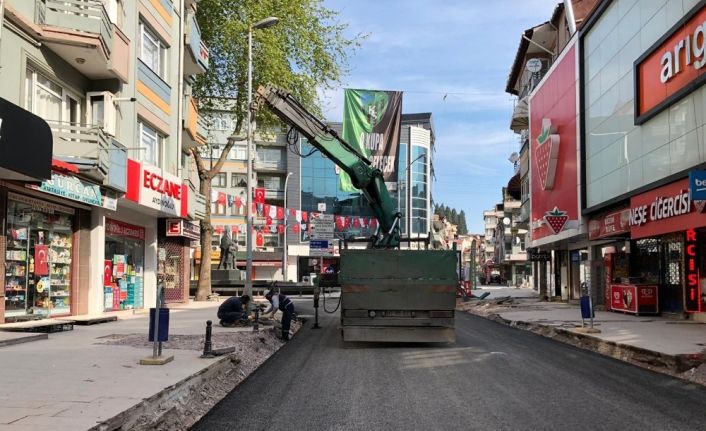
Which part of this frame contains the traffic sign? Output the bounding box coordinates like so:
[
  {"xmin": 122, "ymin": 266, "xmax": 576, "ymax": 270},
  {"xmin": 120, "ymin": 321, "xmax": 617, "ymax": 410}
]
[
  {"xmin": 313, "ymin": 214, "xmax": 334, "ymax": 240},
  {"xmin": 310, "ymin": 239, "xmax": 332, "ymax": 257}
]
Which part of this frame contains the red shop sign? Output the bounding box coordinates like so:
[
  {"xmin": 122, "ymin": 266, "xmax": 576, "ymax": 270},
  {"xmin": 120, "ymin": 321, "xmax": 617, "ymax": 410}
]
[
  {"xmin": 629, "ymin": 178, "xmax": 706, "ymax": 239},
  {"xmin": 588, "ymin": 208, "xmax": 631, "ymax": 240},
  {"xmin": 635, "ymin": 4, "xmax": 706, "ymax": 124},
  {"xmin": 106, "ymin": 218, "xmax": 145, "ymax": 241},
  {"xmin": 685, "ymin": 229, "xmax": 701, "ymax": 313}
]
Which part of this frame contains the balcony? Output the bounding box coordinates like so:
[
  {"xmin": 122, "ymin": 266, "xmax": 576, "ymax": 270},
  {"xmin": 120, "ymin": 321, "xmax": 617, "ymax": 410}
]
[
  {"xmin": 48, "ymin": 121, "xmax": 127, "ymax": 191},
  {"xmin": 183, "ymin": 96, "xmax": 207, "ymax": 149},
  {"xmin": 35, "ymin": 0, "xmax": 130, "ymax": 83},
  {"xmin": 184, "ymin": 10, "xmax": 209, "ymax": 75},
  {"xmin": 186, "ymin": 180, "xmax": 207, "ymax": 221}
]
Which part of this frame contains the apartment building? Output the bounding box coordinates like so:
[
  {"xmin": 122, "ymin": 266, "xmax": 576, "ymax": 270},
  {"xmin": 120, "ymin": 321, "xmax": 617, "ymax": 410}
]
[{"xmin": 0, "ymin": 0, "xmax": 207, "ymax": 322}]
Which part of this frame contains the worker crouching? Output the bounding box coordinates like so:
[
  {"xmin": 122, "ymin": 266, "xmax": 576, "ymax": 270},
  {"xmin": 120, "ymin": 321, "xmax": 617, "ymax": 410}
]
[
  {"xmin": 217, "ymin": 294, "xmax": 251, "ymax": 327},
  {"xmin": 263, "ymin": 290, "xmax": 295, "ymax": 340}
]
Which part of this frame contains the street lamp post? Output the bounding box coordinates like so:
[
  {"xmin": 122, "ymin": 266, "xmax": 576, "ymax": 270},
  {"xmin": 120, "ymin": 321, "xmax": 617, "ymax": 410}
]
[
  {"xmin": 282, "ymin": 171, "xmax": 293, "ymax": 282},
  {"xmin": 245, "ymin": 16, "xmax": 279, "ymax": 300}
]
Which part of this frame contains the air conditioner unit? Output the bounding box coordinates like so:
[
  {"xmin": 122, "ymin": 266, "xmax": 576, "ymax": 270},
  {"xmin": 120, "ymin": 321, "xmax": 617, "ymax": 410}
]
[{"xmin": 86, "ymin": 91, "xmax": 116, "ymax": 136}]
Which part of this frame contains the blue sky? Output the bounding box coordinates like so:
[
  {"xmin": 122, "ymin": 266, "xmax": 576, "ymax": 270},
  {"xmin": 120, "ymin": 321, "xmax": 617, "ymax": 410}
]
[{"xmin": 321, "ymin": 0, "xmax": 559, "ymax": 232}]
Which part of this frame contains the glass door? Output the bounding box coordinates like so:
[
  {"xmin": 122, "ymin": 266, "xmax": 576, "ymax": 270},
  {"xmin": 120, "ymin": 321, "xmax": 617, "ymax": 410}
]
[{"xmin": 5, "ymin": 208, "xmax": 30, "ymax": 319}]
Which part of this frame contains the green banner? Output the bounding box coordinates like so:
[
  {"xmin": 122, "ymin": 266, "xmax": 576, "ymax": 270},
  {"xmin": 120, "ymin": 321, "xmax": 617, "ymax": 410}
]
[{"xmin": 340, "ymin": 89, "xmax": 402, "ymax": 192}]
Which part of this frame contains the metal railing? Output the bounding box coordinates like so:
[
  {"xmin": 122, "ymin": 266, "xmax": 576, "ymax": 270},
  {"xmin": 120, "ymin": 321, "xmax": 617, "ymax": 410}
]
[
  {"xmin": 47, "ymin": 120, "xmax": 114, "ymax": 176},
  {"xmin": 37, "ymin": 0, "xmax": 113, "ymax": 54},
  {"xmin": 254, "ymin": 160, "xmax": 286, "ymax": 171}
]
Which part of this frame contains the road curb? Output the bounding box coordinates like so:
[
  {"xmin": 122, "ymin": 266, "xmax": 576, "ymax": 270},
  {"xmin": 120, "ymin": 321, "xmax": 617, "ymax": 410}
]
[
  {"xmin": 461, "ymin": 306, "xmax": 706, "ymax": 375},
  {"xmin": 90, "ymin": 325, "xmax": 301, "ymax": 431}
]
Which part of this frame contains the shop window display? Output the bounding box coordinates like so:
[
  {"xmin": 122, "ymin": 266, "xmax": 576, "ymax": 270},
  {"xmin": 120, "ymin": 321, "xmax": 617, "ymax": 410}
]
[
  {"xmin": 104, "ymin": 219, "xmax": 145, "ymax": 311},
  {"xmin": 4, "ymin": 195, "xmax": 74, "ymax": 319}
]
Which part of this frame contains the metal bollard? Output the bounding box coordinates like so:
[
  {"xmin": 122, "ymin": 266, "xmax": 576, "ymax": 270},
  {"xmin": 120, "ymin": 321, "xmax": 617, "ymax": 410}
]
[
  {"xmin": 253, "ymin": 307, "xmax": 260, "ymax": 332},
  {"xmin": 201, "ymin": 320, "xmax": 214, "ymax": 358},
  {"xmin": 312, "ymin": 287, "xmax": 321, "ymax": 329}
]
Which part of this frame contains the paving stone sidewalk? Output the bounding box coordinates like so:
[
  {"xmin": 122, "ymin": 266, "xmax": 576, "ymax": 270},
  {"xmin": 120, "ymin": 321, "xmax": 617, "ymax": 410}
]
[{"xmin": 0, "ymin": 300, "xmax": 290, "ymax": 431}]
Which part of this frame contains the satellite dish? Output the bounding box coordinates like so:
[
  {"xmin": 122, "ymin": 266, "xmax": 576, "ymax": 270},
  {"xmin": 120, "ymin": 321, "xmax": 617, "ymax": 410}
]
[
  {"xmin": 508, "ymin": 152, "xmax": 519, "ymax": 164},
  {"xmin": 526, "ymin": 58, "xmax": 542, "ymax": 73}
]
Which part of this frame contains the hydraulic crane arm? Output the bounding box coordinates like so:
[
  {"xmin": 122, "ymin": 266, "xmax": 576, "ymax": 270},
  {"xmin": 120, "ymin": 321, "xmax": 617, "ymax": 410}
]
[{"xmin": 254, "ymin": 84, "xmax": 400, "ymax": 248}]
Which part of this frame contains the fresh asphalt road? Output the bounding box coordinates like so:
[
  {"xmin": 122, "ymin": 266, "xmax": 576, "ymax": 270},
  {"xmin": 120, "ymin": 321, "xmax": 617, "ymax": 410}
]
[{"xmin": 194, "ymin": 298, "xmax": 706, "ymax": 431}]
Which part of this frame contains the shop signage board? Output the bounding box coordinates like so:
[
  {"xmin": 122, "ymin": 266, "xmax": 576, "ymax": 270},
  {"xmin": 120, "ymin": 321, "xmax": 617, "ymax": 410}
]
[
  {"xmin": 30, "ymin": 171, "xmax": 102, "ymax": 206},
  {"xmin": 628, "ymin": 178, "xmax": 706, "ymax": 239},
  {"xmin": 588, "ymin": 208, "xmax": 631, "ymax": 240},
  {"xmin": 529, "ymin": 41, "xmax": 579, "ymax": 242},
  {"xmin": 8, "ymin": 191, "xmax": 75, "ymax": 215},
  {"xmin": 166, "ymin": 219, "xmax": 200, "ymax": 240},
  {"xmin": 125, "ymin": 159, "xmax": 188, "ymax": 218},
  {"xmin": 688, "ymin": 170, "xmax": 706, "ymax": 201},
  {"xmin": 310, "ymin": 239, "xmax": 333, "ymax": 257},
  {"xmin": 106, "ymin": 218, "xmax": 145, "ymax": 241},
  {"xmin": 609, "ymin": 284, "xmax": 658, "ymax": 314},
  {"xmin": 635, "ymin": 3, "xmax": 706, "ymax": 124},
  {"xmin": 685, "ymin": 229, "xmax": 701, "ymax": 312},
  {"xmin": 312, "ymin": 214, "xmax": 335, "ymax": 240},
  {"xmin": 527, "ymin": 248, "xmax": 551, "ymax": 262}
]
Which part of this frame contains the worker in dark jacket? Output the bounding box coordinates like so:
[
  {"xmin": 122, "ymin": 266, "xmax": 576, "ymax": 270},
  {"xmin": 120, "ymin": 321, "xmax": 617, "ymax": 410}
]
[
  {"xmin": 217, "ymin": 294, "xmax": 250, "ymax": 327},
  {"xmin": 263, "ymin": 290, "xmax": 295, "ymax": 340}
]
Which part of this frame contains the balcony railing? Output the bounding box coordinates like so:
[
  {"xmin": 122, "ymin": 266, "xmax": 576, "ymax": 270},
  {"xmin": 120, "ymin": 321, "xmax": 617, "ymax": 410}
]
[
  {"xmin": 35, "ymin": 0, "xmax": 129, "ymax": 82},
  {"xmin": 184, "ymin": 10, "xmax": 209, "ymax": 75},
  {"xmin": 48, "ymin": 121, "xmax": 127, "ymax": 190}
]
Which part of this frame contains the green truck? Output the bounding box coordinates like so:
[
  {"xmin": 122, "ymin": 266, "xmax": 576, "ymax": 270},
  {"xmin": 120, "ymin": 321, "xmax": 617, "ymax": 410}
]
[{"xmin": 256, "ymin": 85, "xmax": 457, "ymax": 343}]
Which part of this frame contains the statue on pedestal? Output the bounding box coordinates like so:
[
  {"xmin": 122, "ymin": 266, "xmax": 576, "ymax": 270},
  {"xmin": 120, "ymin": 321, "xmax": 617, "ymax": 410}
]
[{"xmin": 218, "ymin": 231, "xmax": 238, "ymax": 270}]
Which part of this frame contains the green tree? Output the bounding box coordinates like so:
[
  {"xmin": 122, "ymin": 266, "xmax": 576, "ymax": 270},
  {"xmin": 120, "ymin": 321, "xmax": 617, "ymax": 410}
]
[
  {"xmin": 450, "ymin": 208, "xmax": 458, "ymax": 226},
  {"xmin": 458, "ymin": 210, "xmax": 468, "ymax": 235},
  {"xmin": 190, "ymin": 0, "xmax": 364, "ymax": 300}
]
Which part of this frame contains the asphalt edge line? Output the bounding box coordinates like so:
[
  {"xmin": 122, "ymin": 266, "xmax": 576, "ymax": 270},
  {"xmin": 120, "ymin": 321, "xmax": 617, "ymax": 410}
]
[
  {"xmin": 459, "ymin": 306, "xmax": 706, "ymax": 380},
  {"xmin": 0, "ymin": 333, "xmax": 48, "ymax": 348}
]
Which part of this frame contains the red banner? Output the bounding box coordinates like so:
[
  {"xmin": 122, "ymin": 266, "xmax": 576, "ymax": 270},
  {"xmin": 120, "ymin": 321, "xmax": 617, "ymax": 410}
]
[
  {"xmin": 588, "ymin": 208, "xmax": 631, "ymax": 240},
  {"xmin": 254, "ymin": 188, "xmax": 265, "ymax": 204},
  {"xmin": 276, "ymin": 207, "xmax": 285, "ymax": 220},
  {"xmin": 104, "ymin": 260, "xmax": 113, "ymax": 285}
]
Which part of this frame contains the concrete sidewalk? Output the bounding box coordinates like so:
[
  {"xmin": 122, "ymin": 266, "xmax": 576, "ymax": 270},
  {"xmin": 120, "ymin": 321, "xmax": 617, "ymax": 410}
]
[
  {"xmin": 459, "ymin": 292, "xmax": 706, "ymax": 382},
  {"xmin": 0, "ymin": 300, "xmax": 292, "ymax": 431}
]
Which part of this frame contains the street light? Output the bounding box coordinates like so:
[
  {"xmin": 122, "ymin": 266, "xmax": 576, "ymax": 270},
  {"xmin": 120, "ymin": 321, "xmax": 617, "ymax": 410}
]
[
  {"xmin": 245, "ymin": 16, "xmax": 280, "ymax": 300},
  {"xmin": 282, "ymin": 171, "xmax": 293, "ymax": 282}
]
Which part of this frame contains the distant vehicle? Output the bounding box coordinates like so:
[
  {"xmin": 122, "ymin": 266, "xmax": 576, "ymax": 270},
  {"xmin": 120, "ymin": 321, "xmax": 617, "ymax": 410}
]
[{"xmin": 488, "ymin": 274, "xmax": 503, "ymax": 285}]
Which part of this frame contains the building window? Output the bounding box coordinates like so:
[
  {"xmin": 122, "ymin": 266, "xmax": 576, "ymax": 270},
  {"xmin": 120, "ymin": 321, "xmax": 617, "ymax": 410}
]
[
  {"xmin": 260, "ymin": 175, "xmax": 283, "ymax": 191},
  {"xmin": 25, "ymin": 67, "xmax": 82, "ymax": 125},
  {"xmin": 138, "ymin": 121, "xmax": 163, "ymax": 166},
  {"xmin": 229, "ymin": 146, "xmax": 247, "ymax": 160},
  {"xmin": 212, "ymin": 173, "xmax": 227, "ymax": 188},
  {"xmin": 139, "ymin": 21, "xmax": 167, "ymax": 78},
  {"xmin": 231, "ymin": 173, "xmax": 247, "ymax": 187}
]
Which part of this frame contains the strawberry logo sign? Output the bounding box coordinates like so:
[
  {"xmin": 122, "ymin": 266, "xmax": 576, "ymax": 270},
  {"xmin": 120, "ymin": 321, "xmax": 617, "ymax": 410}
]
[
  {"xmin": 535, "ymin": 118, "xmax": 560, "ymax": 190},
  {"xmin": 694, "ymin": 199, "xmax": 706, "ymax": 213},
  {"xmin": 544, "ymin": 207, "xmax": 569, "ymax": 234}
]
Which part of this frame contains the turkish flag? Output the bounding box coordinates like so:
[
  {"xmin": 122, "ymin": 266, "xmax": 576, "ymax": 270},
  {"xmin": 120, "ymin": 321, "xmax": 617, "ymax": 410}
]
[
  {"xmin": 254, "ymin": 187, "xmax": 266, "ymax": 204},
  {"xmin": 276, "ymin": 206, "xmax": 285, "ymax": 220},
  {"xmin": 302, "ymin": 211, "xmax": 308, "ymax": 222},
  {"xmin": 217, "ymin": 192, "xmax": 226, "ymax": 205},
  {"xmin": 34, "ymin": 245, "xmax": 49, "ymax": 276},
  {"xmin": 266, "ymin": 216, "xmax": 273, "ymax": 226},
  {"xmin": 292, "ymin": 224, "xmax": 301, "ymax": 234},
  {"xmin": 344, "ymin": 217, "xmax": 351, "ymax": 229},
  {"xmin": 335, "ymin": 216, "xmax": 344, "ymax": 231},
  {"xmin": 234, "ymin": 197, "xmax": 242, "ymax": 208},
  {"xmin": 214, "ymin": 225, "xmax": 224, "ymax": 234},
  {"xmin": 263, "ymin": 204, "xmax": 271, "ymax": 217},
  {"xmin": 370, "ymin": 218, "xmax": 378, "ymax": 229},
  {"xmin": 290, "ymin": 208, "xmax": 297, "ymax": 217},
  {"xmin": 353, "ymin": 217, "xmax": 360, "ymax": 228},
  {"xmin": 277, "ymin": 224, "xmax": 285, "ymax": 234},
  {"xmin": 232, "ymin": 225, "xmax": 240, "ymax": 235},
  {"xmin": 256, "ymin": 231, "xmax": 264, "ymax": 247},
  {"xmin": 104, "ymin": 260, "xmax": 113, "ymax": 285}
]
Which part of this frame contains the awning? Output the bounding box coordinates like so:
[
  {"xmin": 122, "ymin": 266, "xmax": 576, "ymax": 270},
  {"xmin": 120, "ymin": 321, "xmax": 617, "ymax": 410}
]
[{"xmin": 0, "ymin": 97, "xmax": 52, "ymax": 180}]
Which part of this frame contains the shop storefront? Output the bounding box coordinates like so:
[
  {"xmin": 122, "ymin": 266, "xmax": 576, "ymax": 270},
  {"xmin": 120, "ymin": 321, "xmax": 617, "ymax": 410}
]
[
  {"xmin": 160, "ymin": 219, "xmax": 199, "ymax": 303},
  {"xmin": 4, "ymin": 192, "xmax": 76, "ymax": 320},
  {"xmin": 104, "ymin": 218, "xmax": 145, "ymax": 311},
  {"xmin": 593, "ymin": 176, "xmax": 706, "ymax": 316}
]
